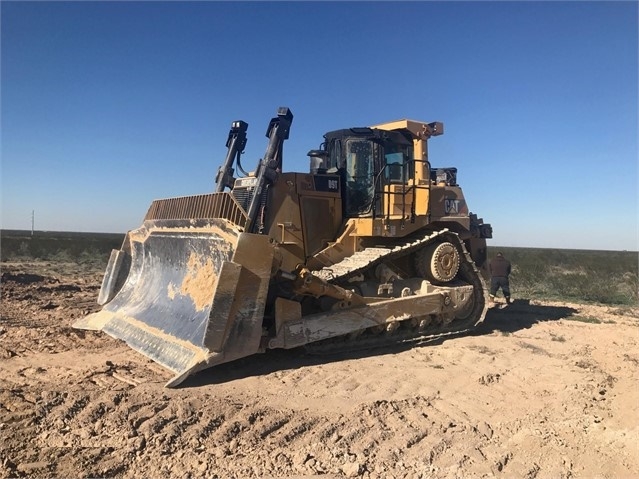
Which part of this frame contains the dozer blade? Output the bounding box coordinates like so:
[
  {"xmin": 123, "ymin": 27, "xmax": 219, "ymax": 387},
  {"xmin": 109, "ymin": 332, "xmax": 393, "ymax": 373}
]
[{"xmin": 73, "ymin": 218, "xmax": 275, "ymax": 387}]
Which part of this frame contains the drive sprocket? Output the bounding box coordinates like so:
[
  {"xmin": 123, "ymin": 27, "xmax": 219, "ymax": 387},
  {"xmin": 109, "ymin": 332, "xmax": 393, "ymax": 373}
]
[{"xmin": 416, "ymin": 241, "xmax": 460, "ymax": 282}]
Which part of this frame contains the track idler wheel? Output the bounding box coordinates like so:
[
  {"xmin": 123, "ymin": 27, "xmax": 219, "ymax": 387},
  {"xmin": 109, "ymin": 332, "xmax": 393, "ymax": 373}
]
[{"xmin": 416, "ymin": 241, "xmax": 460, "ymax": 283}]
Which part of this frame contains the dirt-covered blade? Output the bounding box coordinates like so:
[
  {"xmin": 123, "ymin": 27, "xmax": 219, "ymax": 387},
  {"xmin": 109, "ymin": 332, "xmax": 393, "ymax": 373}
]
[{"xmin": 73, "ymin": 219, "xmax": 275, "ymax": 387}]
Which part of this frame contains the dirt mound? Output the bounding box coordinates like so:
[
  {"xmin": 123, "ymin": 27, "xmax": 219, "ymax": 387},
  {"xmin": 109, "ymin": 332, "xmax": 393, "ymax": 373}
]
[{"xmin": 1, "ymin": 261, "xmax": 638, "ymax": 478}]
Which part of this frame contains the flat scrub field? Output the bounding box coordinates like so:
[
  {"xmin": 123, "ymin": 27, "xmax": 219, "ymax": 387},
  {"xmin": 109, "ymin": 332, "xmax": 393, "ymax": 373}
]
[
  {"xmin": 494, "ymin": 246, "xmax": 638, "ymax": 306},
  {"xmin": 0, "ymin": 230, "xmax": 123, "ymax": 265},
  {"xmin": 1, "ymin": 230, "xmax": 638, "ymax": 478}
]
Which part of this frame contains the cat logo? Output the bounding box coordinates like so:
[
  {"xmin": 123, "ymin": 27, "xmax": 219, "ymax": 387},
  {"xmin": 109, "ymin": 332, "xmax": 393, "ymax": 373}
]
[{"xmin": 445, "ymin": 199, "xmax": 460, "ymax": 214}]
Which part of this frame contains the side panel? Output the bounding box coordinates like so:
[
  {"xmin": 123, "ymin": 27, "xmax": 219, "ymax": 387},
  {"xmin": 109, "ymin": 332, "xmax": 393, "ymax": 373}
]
[
  {"xmin": 300, "ymin": 196, "xmax": 342, "ymax": 258},
  {"xmin": 297, "ymin": 173, "xmax": 342, "ymax": 259},
  {"xmin": 429, "ymin": 186, "xmax": 469, "ymax": 222},
  {"xmin": 264, "ymin": 174, "xmax": 306, "ymax": 271},
  {"xmin": 264, "ymin": 172, "xmax": 343, "ymax": 268}
]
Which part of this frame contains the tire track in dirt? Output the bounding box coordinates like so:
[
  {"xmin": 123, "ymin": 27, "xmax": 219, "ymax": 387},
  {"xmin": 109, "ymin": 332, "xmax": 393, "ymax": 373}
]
[
  {"xmin": 7, "ymin": 386, "xmax": 494, "ymax": 478},
  {"xmin": 2, "ymin": 260, "xmax": 638, "ymax": 478}
]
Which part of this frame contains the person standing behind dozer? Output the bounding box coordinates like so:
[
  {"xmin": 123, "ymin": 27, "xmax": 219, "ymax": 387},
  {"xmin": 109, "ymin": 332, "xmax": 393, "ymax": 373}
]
[{"xmin": 489, "ymin": 252, "xmax": 512, "ymax": 305}]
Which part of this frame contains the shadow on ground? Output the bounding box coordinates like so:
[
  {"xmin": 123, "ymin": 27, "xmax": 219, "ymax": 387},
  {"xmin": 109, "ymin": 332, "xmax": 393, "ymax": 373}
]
[
  {"xmin": 180, "ymin": 299, "xmax": 578, "ymax": 388},
  {"xmin": 474, "ymin": 298, "xmax": 578, "ymax": 335}
]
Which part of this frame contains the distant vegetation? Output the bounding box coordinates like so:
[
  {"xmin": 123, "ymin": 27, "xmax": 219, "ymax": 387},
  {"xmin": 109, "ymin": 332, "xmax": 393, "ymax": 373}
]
[
  {"xmin": 488, "ymin": 246, "xmax": 638, "ymax": 306},
  {"xmin": 1, "ymin": 230, "xmax": 636, "ymax": 306},
  {"xmin": 1, "ymin": 230, "xmax": 123, "ymax": 266}
]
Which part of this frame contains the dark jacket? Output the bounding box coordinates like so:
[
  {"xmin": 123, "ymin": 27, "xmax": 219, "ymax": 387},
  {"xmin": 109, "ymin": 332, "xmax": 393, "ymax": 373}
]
[{"xmin": 489, "ymin": 257, "xmax": 511, "ymax": 278}]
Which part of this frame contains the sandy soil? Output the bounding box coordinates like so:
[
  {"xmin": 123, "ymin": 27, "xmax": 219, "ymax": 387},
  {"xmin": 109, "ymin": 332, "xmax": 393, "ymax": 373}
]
[{"xmin": 1, "ymin": 260, "xmax": 638, "ymax": 479}]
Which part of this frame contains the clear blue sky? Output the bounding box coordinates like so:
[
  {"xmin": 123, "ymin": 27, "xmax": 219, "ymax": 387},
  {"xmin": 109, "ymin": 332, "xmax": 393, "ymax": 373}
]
[{"xmin": 2, "ymin": 1, "xmax": 637, "ymax": 251}]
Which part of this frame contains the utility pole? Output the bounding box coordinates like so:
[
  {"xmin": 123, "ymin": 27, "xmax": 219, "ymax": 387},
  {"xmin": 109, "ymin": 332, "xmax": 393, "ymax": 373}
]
[{"xmin": 31, "ymin": 210, "xmax": 34, "ymax": 236}]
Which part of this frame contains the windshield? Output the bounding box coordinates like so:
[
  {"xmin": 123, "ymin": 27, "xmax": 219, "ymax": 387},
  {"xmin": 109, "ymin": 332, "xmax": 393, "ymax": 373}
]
[{"xmin": 323, "ymin": 132, "xmax": 414, "ymax": 217}]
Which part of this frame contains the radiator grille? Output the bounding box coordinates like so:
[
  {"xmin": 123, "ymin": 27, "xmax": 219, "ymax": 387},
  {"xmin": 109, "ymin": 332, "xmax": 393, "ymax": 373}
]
[
  {"xmin": 144, "ymin": 193, "xmax": 248, "ymax": 229},
  {"xmin": 231, "ymin": 186, "xmax": 254, "ymax": 212}
]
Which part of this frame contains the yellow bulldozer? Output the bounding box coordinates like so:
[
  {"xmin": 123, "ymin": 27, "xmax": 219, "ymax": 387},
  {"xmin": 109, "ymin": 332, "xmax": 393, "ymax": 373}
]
[{"xmin": 74, "ymin": 107, "xmax": 492, "ymax": 387}]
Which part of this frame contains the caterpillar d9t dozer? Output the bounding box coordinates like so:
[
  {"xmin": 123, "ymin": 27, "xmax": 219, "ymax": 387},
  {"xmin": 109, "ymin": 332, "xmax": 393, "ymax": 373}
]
[{"xmin": 74, "ymin": 107, "xmax": 492, "ymax": 387}]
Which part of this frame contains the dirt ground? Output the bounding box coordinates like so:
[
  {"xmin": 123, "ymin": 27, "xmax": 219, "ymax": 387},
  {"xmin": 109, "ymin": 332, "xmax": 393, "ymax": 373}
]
[{"xmin": 1, "ymin": 260, "xmax": 638, "ymax": 479}]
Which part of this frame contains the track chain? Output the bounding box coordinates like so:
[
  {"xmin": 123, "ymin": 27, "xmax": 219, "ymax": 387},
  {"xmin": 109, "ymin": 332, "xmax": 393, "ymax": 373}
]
[
  {"xmin": 306, "ymin": 228, "xmax": 490, "ymax": 356},
  {"xmin": 304, "ymin": 318, "xmax": 478, "ymax": 357},
  {"xmin": 314, "ymin": 229, "xmax": 450, "ymax": 283}
]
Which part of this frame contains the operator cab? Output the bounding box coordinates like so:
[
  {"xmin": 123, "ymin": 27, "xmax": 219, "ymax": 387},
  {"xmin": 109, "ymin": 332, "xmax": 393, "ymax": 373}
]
[{"xmin": 308, "ymin": 128, "xmax": 414, "ymax": 218}]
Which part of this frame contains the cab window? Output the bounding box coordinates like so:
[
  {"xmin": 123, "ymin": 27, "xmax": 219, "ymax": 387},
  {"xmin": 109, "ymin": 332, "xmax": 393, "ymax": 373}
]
[
  {"xmin": 345, "ymin": 139, "xmax": 375, "ymax": 216},
  {"xmin": 384, "ymin": 143, "xmax": 413, "ymax": 183}
]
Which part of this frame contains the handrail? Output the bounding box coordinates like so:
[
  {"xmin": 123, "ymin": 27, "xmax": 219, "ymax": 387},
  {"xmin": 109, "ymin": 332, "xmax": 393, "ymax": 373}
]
[{"xmin": 376, "ymin": 159, "xmax": 432, "ymax": 228}]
